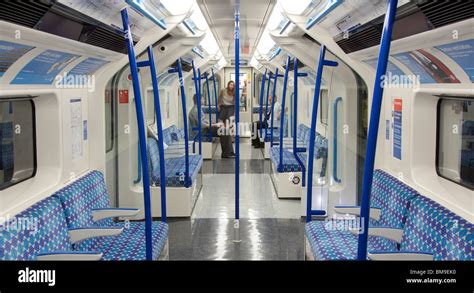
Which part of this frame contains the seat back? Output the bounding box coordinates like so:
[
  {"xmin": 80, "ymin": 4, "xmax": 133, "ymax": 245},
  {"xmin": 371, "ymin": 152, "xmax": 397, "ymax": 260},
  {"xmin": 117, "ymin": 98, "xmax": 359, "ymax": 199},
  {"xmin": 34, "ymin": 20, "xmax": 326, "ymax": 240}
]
[
  {"xmin": 54, "ymin": 171, "xmax": 113, "ymax": 228},
  {"xmin": 0, "ymin": 196, "xmax": 71, "ymax": 260},
  {"xmin": 297, "ymin": 124, "xmax": 310, "ymax": 144},
  {"xmin": 162, "ymin": 126, "xmax": 175, "ymax": 145},
  {"xmin": 147, "ymin": 137, "xmax": 160, "ymax": 185},
  {"xmin": 400, "ymin": 195, "xmax": 473, "ymax": 260},
  {"xmin": 314, "ymin": 135, "xmax": 328, "ymax": 159},
  {"xmin": 370, "ymin": 170, "xmax": 419, "ymax": 228}
]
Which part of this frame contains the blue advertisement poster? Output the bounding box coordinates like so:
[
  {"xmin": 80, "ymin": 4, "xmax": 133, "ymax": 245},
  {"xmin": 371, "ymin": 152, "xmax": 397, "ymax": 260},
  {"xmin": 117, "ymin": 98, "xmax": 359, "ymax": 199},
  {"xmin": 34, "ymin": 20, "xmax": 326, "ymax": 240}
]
[
  {"xmin": 436, "ymin": 39, "xmax": 474, "ymax": 82},
  {"xmin": 11, "ymin": 49, "xmax": 79, "ymax": 84},
  {"xmin": 393, "ymin": 98, "xmax": 402, "ymax": 160},
  {"xmin": 67, "ymin": 58, "xmax": 110, "ymax": 84},
  {"xmin": 364, "ymin": 58, "xmax": 405, "ymax": 76},
  {"xmin": 0, "ymin": 41, "xmax": 35, "ymax": 78},
  {"xmin": 364, "ymin": 58, "xmax": 409, "ymax": 85},
  {"xmin": 392, "ymin": 52, "xmax": 436, "ymax": 84}
]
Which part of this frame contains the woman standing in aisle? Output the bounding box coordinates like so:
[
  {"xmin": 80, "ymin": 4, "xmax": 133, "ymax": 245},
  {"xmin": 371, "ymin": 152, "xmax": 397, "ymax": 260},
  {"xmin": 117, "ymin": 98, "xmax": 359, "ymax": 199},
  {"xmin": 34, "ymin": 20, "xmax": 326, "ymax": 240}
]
[{"xmin": 218, "ymin": 81, "xmax": 236, "ymax": 158}]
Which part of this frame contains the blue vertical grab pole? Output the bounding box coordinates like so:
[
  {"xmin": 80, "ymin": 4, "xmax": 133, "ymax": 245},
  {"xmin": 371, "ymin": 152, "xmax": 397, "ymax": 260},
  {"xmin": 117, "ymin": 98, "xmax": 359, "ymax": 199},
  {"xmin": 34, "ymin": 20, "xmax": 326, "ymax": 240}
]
[
  {"xmin": 357, "ymin": 0, "xmax": 398, "ymax": 260},
  {"xmin": 234, "ymin": 0, "xmax": 241, "ymax": 242},
  {"xmin": 211, "ymin": 68, "xmax": 219, "ymax": 122},
  {"xmin": 258, "ymin": 69, "xmax": 267, "ymax": 140},
  {"xmin": 278, "ymin": 55, "xmax": 291, "ymax": 172},
  {"xmin": 120, "ymin": 8, "xmax": 153, "ymax": 260},
  {"xmin": 293, "ymin": 58, "xmax": 307, "ymax": 187},
  {"xmin": 168, "ymin": 59, "xmax": 190, "ymax": 187},
  {"xmin": 306, "ymin": 45, "xmax": 338, "ymax": 223},
  {"xmin": 146, "ymin": 46, "xmax": 167, "ymax": 222},
  {"xmin": 263, "ymin": 71, "xmax": 272, "ymax": 140},
  {"xmin": 269, "ymin": 68, "xmax": 279, "ymax": 146},
  {"xmin": 191, "ymin": 60, "xmax": 203, "ymax": 155},
  {"xmin": 205, "ymin": 72, "xmax": 213, "ymax": 141}
]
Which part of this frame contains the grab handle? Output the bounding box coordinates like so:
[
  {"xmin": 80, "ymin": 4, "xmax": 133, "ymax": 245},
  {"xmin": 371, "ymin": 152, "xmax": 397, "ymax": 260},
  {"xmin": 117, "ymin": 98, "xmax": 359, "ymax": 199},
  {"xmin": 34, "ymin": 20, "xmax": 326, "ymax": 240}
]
[{"xmin": 333, "ymin": 97, "xmax": 342, "ymax": 183}]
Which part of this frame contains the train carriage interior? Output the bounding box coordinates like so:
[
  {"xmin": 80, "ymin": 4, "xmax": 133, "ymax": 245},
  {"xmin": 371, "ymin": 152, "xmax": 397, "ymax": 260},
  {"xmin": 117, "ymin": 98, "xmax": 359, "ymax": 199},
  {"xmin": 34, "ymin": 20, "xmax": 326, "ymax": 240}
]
[{"xmin": 0, "ymin": 0, "xmax": 473, "ymax": 289}]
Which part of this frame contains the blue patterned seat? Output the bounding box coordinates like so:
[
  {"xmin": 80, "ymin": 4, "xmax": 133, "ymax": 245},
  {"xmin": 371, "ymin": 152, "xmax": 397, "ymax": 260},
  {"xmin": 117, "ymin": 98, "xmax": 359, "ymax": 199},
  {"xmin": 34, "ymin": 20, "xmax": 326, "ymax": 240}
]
[
  {"xmin": 252, "ymin": 106, "xmax": 262, "ymax": 114},
  {"xmin": 462, "ymin": 120, "xmax": 474, "ymax": 136},
  {"xmin": 202, "ymin": 106, "xmax": 218, "ymax": 114},
  {"xmin": 53, "ymin": 171, "xmax": 168, "ymax": 260},
  {"xmin": 270, "ymin": 146, "xmax": 306, "ymax": 172},
  {"xmin": 305, "ymin": 169, "xmax": 419, "ymax": 260},
  {"xmin": 148, "ymin": 137, "xmax": 203, "ymax": 187},
  {"xmin": 305, "ymin": 220, "xmax": 397, "ymax": 260},
  {"xmin": 270, "ymin": 124, "xmax": 328, "ymax": 174},
  {"xmin": 0, "ymin": 197, "xmax": 80, "ymax": 260},
  {"xmin": 461, "ymin": 150, "xmax": 474, "ymax": 167},
  {"xmin": 162, "ymin": 125, "xmax": 176, "ymax": 145},
  {"xmin": 393, "ymin": 195, "xmax": 473, "ymax": 260}
]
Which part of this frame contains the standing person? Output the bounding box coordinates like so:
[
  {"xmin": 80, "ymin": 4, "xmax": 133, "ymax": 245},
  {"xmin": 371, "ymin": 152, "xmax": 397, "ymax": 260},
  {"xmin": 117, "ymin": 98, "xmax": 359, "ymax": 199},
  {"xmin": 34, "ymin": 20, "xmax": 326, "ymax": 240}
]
[{"xmin": 218, "ymin": 81, "xmax": 236, "ymax": 158}]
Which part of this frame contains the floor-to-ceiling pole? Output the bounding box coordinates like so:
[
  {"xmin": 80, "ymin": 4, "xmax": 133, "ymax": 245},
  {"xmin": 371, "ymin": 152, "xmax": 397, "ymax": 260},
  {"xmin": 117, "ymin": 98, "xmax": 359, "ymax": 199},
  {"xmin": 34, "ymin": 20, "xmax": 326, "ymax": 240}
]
[
  {"xmin": 357, "ymin": 0, "xmax": 398, "ymax": 260},
  {"xmin": 233, "ymin": 0, "xmax": 241, "ymax": 243}
]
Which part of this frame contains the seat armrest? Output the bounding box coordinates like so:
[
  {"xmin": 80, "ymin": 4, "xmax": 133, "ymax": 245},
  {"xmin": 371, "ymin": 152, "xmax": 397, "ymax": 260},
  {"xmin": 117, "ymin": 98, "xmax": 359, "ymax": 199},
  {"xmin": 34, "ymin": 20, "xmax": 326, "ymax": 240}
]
[
  {"xmin": 333, "ymin": 206, "xmax": 382, "ymax": 221},
  {"xmin": 68, "ymin": 227, "xmax": 123, "ymax": 244},
  {"xmin": 92, "ymin": 208, "xmax": 140, "ymax": 221},
  {"xmin": 36, "ymin": 251, "xmax": 103, "ymax": 261},
  {"xmin": 349, "ymin": 226, "xmax": 404, "ymax": 243},
  {"xmin": 368, "ymin": 251, "xmax": 434, "ymax": 261}
]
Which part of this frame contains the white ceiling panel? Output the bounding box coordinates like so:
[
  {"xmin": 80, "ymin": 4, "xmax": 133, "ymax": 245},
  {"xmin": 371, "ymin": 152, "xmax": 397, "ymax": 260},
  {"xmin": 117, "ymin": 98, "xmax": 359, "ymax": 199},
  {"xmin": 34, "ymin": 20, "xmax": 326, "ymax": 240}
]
[{"xmin": 198, "ymin": 0, "xmax": 276, "ymax": 63}]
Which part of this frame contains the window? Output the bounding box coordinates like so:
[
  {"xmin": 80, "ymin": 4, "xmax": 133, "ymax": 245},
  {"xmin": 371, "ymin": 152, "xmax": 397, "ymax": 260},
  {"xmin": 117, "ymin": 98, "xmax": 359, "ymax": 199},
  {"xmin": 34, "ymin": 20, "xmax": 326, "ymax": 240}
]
[
  {"xmin": 320, "ymin": 89, "xmax": 328, "ymax": 125},
  {"xmin": 0, "ymin": 100, "xmax": 36, "ymax": 190},
  {"xmin": 437, "ymin": 97, "xmax": 474, "ymax": 190}
]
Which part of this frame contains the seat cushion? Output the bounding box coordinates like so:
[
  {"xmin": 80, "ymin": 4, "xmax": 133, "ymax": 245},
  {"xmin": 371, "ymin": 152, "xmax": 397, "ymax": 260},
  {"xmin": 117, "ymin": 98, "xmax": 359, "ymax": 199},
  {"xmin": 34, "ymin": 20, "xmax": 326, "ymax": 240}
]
[
  {"xmin": 304, "ymin": 169, "xmax": 420, "ymax": 260},
  {"xmin": 0, "ymin": 197, "xmax": 72, "ymax": 260},
  {"xmin": 270, "ymin": 146, "xmax": 306, "ymax": 172},
  {"xmin": 305, "ymin": 220, "xmax": 397, "ymax": 260},
  {"xmin": 400, "ymin": 196, "xmax": 473, "ymax": 260},
  {"xmin": 75, "ymin": 221, "xmax": 168, "ymax": 260},
  {"xmin": 151, "ymin": 154, "xmax": 203, "ymax": 187}
]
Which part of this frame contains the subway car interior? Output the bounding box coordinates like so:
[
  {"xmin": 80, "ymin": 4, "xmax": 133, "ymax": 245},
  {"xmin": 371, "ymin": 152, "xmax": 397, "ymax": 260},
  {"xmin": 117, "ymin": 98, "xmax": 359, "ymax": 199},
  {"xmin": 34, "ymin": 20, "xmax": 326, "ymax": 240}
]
[{"xmin": 0, "ymin": 0, "xmax": 473, "ymax": 284}]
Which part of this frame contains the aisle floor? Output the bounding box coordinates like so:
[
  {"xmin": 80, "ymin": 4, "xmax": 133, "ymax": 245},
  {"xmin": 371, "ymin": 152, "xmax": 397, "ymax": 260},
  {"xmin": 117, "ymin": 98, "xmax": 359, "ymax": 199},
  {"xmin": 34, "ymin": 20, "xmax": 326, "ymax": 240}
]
[{"xmin": 167, "ymin": 140, "xmax": 305, "ymax": 260}]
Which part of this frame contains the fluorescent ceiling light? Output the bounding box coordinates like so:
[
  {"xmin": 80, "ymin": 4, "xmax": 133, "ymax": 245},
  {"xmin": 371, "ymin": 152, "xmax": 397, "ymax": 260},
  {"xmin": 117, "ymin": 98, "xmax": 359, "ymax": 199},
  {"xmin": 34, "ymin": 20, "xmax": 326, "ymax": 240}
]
[
  {"xmin": 278, "ymin": 0, "xmax": 312, "ymax": 15},
  {"xmin": 256, "ymin": 31, "xmax": 275, "ymax": 56},
  {"xmin": 201, "ymin": 32, "xmax": 219, "ymax": 55},
  {"xmin": 160, "ymin": 0, "xmax": 193, "ymax": 15},
  {"xmin": 250, "ymin": 56, "xmax": 259, "ymax": 68},
  {"xmin": 190, "ymin": 3, "xmax": 208, "ymax": 30},
  {"xmin": 267, "ymin": 5, "xmax": 283, "ymax": 31},
  {"xmin": 218, "ymin": 57, "xmax": 227, "ymax": 68}
]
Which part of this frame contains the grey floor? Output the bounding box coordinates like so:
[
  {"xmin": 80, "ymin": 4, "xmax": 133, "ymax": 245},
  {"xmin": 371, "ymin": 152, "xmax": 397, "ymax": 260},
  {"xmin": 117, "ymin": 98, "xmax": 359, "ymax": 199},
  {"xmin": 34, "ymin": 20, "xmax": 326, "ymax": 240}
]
[{"xmin": 168, "ymin": 140, "xmax": 305, "ymax": 260}]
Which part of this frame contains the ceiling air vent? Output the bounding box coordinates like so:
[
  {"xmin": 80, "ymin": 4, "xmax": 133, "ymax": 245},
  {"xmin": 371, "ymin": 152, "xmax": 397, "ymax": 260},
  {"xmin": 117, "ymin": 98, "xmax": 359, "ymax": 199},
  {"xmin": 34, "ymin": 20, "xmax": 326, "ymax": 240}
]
[
  {"xmin": 170, "ymin": 59, "xmax": 193, "ymax": 72},
  {"xmin": 81, "ymin": 26, "xmax": 129, "ymax": 54},
  {"xmin": 284, "ymin": 58, "xmax": 305, "ymax": 71},
  {"xmin": 415, "ymin": 0, "xmax": 474, "ymax": 28},
  {"xmin": 0, "ymin": 1, "xmax": 52, "ymax": 28},
  {"xmin": 336, "ymin": 26, "xmax": 383, "ymax": 54}
]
